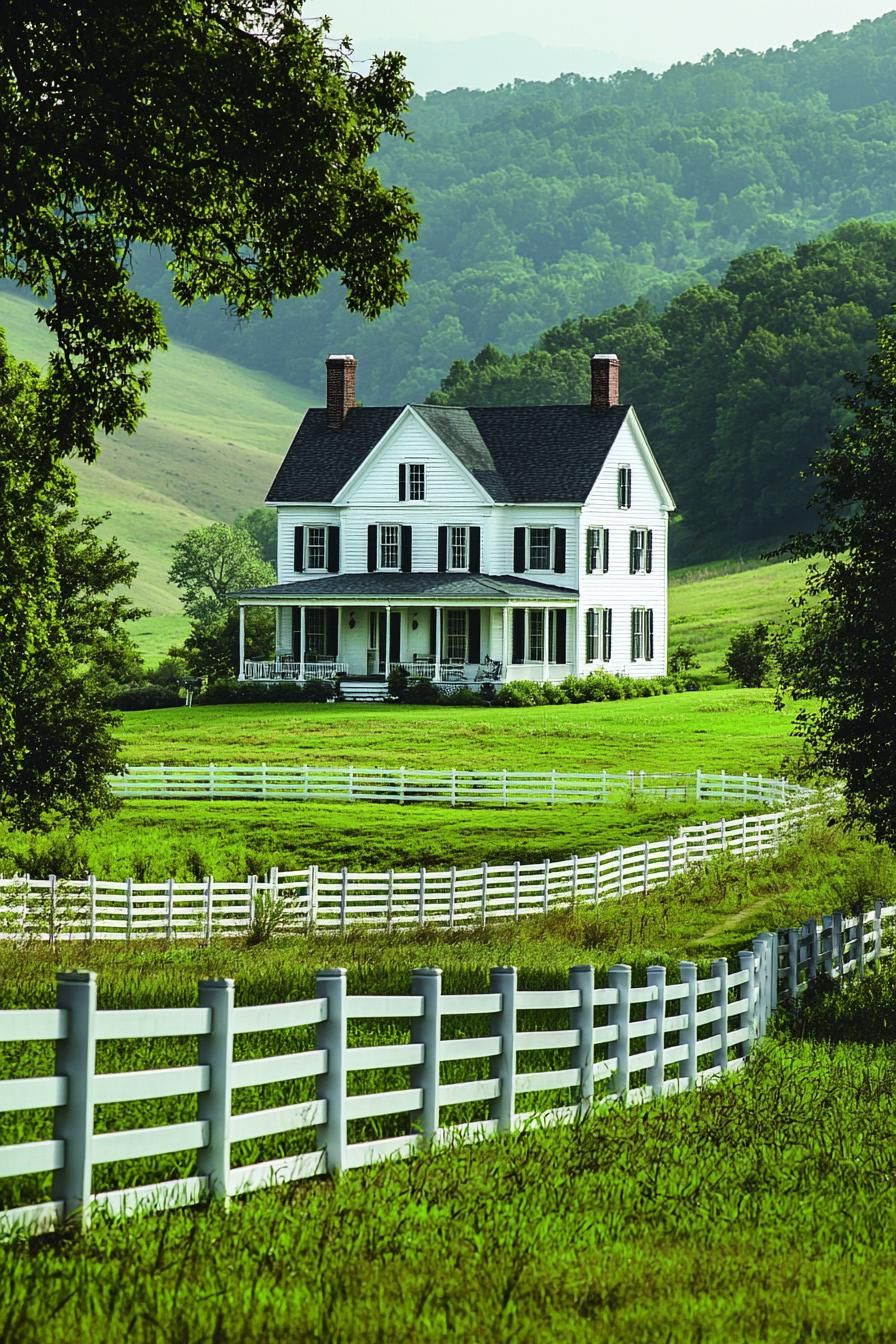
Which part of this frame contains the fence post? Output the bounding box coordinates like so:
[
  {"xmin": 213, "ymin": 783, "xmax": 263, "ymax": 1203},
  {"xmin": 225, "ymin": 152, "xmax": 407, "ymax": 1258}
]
[
  {"xmin": 197, "ymin": 977, "xmax": 235, "ymax": 1202},
  {"xmin": 306, "ymin": 865, "xmax": 318, "ymax": 930},
  {"xmin": 204, "ymin": 875, "xmax": 214, "ymax": 944},
  {"xmin": 209, "ymin": 762, "xmax": 215, "ymax": 801},
  {"xmin": 247, "ymin": 874, "xmax": 257, "ymax": 933},
  {"xmin": 753, "ymin": 935, "xmax": 772, "ymax": 1037},
  {"xmin": 570, "ymin": 855, "xmax": 579, "ymax": 912},
  {"xmin": 607, "ymin": 964, "xmax": 631, "ymax": 1099},
  {"xmin": 617, "ymin": 847, "xmax": 625, "ymax": 898},
  {"xmin": 720, "ymin": 768, "xmax": 726, "ymax": 800},
  {"xmin": 88, "ymin": 874, "xmax": 97, "ymax": 943},
  {"xmin": 855, "ymin": 909, "xmax": 866, "ymax": 979},
  {"xmin": 386, "ymin": 869, "xmax": 394, "ymax": 934},
  {"xmin": 125, "ymin": 876, "xmax": 134, "ymax": 943},
  {"xmin": 770, "ymin": 931, "xmax": 779, "ymax": 1011},
  {"xmin": 711, "ymin": 958, "xmax": 729, "ymax": 1074},
  {"xmin": 695, "ymin": 767, "xmax": 702, "ymax": 801},
  {"xmin": 513, "ymin": 861, "xmax": 521, "ymax": 921},
  {"xmin": 569, "ymin": 964, "xmax": 594, "ymax": 1119},
  {"xmin": 646, "ymin": 964, "xmax": 667, "ymax": 1097},
  {"xmin": 340, "ymin": 867, "xmax": 349, "ymax": 933},
  {"xmin": 642, "ymin": 841, "xmax": 649, "ymax": 894},
  {"xmin": 502, "ymin": 769, "xmax": 508, "ymax": 806},
  {"xmin": 47, "ymin": 873, "xmax": 57, "ymax": 946},
  {"xmin": 542, "ymin": 858, "xmax": 551, "ymax": 915},
  {"xmin": 410, "ymin": 967, "xmax": 442, "ymax": 1143},
  {"xmin": 720, "ymin": 815, "xmax": 727, "ymax": 852},
  {"xmin": 739, "ymin": 949, "xmax": 756, "ymax": 1058},
  {"xmin": 787, "ymin": 927, "xmax": 799, "ymax": 999},
  {"xmin": 52, "ymin": 971, "xmax": 97, "ymax": 1229},
  {"xmin": 667, "ymin": 836, "xmax": 674, "ymax": 880},
  {"xmin": 806, "ymin": 918, "xmax": 818, "ymax": 984},
  {"xmin": 550, "ymin": 769, "xmax": 557, "ymax": 805},
  {"xmin": 593, "ymin": 851, "xmax": 601, "ymax": 906},
  {"xmin": 448, "ymin": 866, "xmax": 457, "ymax": 930},
  {"xmin": 399, "ymin": 766, "xmax": 405, "ymax": 805},
  {"xmin": 488, "ymin": 966, "xmax": 518, "ymax": 1133},
  {"xmin": 166, "ymin": 876, "xmax": 175, "ymax": 941},
  {"xmin": 450, "ymin": 768, "xmax": 457, "ymax": 807},
  {"xmin": 874, "ymin": 899, "xmax": 884, "ymax": 964},
  {"xmin": 679, "ymin": 961, "xmax": 698, "ymax": 1089},
  {"xmin": 315, "ymin": 968, "xmax": 348, "ymax": 1174},
  {"xmin": 261, "ymin": 762, "xmax": 268, "ymax": 801},
  {"xmin": 821, "ymin": 914, "xmax": 833, "ymax": 977},
  {"xmin": 742, "ymin": 771, "xmax": 748, "ymax": 802},
  {"xmin": 480, "ymin": 862, "xmax": 488, "ymax": 926},
  {"xmin": 418, "ymin": 867, "xmax": 427, "ymax": 929},
  {"xmin": 832, "ymin": 909, "xmax": 844, "ymax": 979}
]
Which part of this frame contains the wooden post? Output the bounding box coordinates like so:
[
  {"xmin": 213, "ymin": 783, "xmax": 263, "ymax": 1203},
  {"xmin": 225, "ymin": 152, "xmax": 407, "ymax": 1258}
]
[
  {"xmin": 832, "ymin": 910, "xmax": 844, "ymax": 979},
  {"xmin": 48, "ymin": 873, "xmax": 57, "ymax": 946},
  {"xmin": 855, "ymin": 909, "xmax": 866, "ymax": 979},
  {"xmin": 543, "ymin": 858, "xmax": 551, "ymax": 914},
  {"xmin": 316, "ymin": 969, "xmax": 348, "ymax": 1173},
  {"xmin": 386, "ymin": 869, "xmax": 394, "ymax": 933},
  {"xmin": 125, "ymin": 876, "xmax": 134, "ymax": 943},
  {"xmin": 197, "ymin": 978, "xmax": 235, "ymax": 1202},
  {"xmin": 418, "ymin": 867, "xmax": 427, "ymax": 929},
  {"xmin": 204, "ymin": 875, "xmax": 214, "ymax": 944},
  {"xmin": 513, "ymin": 861, "xmax": 521, "ymax": 921},
  {"xmin": 306, "ymin": 865, "xmax": 318, "ymax": 930},
  {"xmin": 448, "ymin": 866, "xmax": 456, "ymax": 930},
  {"xmin": 788, "ymin": 927, "xmax": 799, "ymax": 999},
  {"xmin": 874, "ymin": 899, "xmax": 884, "ymax": 965},
  {"xmin": 806, "ymin": 918, "xmax": 818, "ymax": 983},
  {"xmin": 52, "ymin": 971, "xmax": 97, "ymax": 1229},
  {"xmin": 410, "ymin": 967, "xmax": 442, "ymax": 1143},
  {"xmin": 247, "ymin": 874, "xmax": 257, "ymax": 932},
  {"xmin": 593, "ymin": 851, "xmax": 601, "ymax": 906},
  {"xmin": 340, "ymin": 867, "xmax": 349, "ymax": 933},
  {"xmin": 88, "ymin": 873, "xmax": 97, "ymax": 943},
  {"xmin": 570, "ymin": 854, "xmax": 579, "ymax": 911},
  {"xmin": 739, "ymin": 949, "xmax": 756, "ymax": 1058},
  {"xmin": 569, "ymin": 964, "xmax": 595, "ymax": 1119},
  {"xmin": 617, "ymin": 847, "xmax": 625, "ymax": 898},
  {"xmin": 711, "ymin": 957, "xmax": 729, "ymax": 1074},
  {"xmin": 480, "ymin": 862, "xmax": 488, "ymax": 926},
  {"xmin": 166, "ymin": 876, "xmax": 175, "ymax": 941},
  {"xmin": 646, "ymin": 964, "xmax": 667, "ymax": 1097},
  {"xmin": 488, "ymin": 966, "xmax": 518, "ymax": 1132},
  {"xmin": 679, "ymin": 961, "xmax": 698, "ymax": 1089},
  {"xmin": 642, "ymin": 841, "xmax": 649, "ymax": 893},
  {"xmin": 607, "ymin": 964, "xmax": 631, "ymax": 1100}
]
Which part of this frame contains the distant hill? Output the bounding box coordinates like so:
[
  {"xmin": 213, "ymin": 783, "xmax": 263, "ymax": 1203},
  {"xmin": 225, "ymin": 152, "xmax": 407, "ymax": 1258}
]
[
  {"xmin": 0, "ymin": 291, "xmax": 312, "ymax": 656},
  {"xmin": 129, "ymin": 11, "xmax": 896, "ymax": 403}
]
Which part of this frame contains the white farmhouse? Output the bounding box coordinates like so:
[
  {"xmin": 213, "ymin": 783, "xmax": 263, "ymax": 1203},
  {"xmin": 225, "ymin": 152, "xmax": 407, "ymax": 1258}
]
[{"xmin": 234, "ymin": 353, "xmax": 675, "ymax": 697}]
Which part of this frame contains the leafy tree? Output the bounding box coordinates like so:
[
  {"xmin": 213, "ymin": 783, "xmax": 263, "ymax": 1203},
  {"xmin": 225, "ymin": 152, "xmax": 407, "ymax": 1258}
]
[
  {"xmin": 776, "ymin": 317, "xmax": 896, "ymax": 843},
  {"xmin": 234, "ymin": 508, "xmax": 278, "ymax": 567},
  {"xmin": 0, "ymin": 339, "xmax": 142, "ymax": 829},
  {"xmin": 169, "ymin": 524, "xmax": 274, "ymax": 680},
  {"xmin": 668, "ymin": 645, "xmax": 698, "ymax": 676},
  {"xmin": 724, "ymin": 623, "xmax": 774, "ymax": 688}
]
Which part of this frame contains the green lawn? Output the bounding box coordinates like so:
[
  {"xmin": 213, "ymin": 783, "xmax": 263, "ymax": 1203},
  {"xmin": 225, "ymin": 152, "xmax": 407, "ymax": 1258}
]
[{"xmin": 116, "ymin": 688, "xmax": 804, "ymax": 775}]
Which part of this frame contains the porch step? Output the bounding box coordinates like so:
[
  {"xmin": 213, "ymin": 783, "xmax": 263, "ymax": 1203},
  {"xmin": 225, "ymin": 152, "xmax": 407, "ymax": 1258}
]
[{"xmin": 340, "ymin": 680, "xmax": 390, "ymax": 703}]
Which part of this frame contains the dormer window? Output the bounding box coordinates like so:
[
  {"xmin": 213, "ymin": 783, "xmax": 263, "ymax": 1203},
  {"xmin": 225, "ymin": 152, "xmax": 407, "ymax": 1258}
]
[{"xmin": 398, "ymin": 463, "xmax": 426, "ymax": 501}]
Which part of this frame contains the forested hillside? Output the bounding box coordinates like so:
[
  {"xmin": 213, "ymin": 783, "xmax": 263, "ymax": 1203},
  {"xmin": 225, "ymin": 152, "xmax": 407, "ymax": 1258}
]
[
  {"xmin": 430, "ymin": 222, "xmax": 896, "ymax": 562},
  {"xmin": 128, "ymin": 12, "xmax": 896, "ymax": 403}
]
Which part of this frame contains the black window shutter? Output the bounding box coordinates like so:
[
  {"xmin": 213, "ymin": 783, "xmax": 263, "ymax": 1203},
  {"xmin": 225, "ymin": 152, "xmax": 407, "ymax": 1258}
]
[
  {"xmin": 513, "ymin": 527, "xmax": 526, "ymax": 573},
  {"xmin": 512, "ymin": 609, "xmax": 525, "ymax": 663},
  {"xmin": 327, "ymin": 526, "xmax": 340, "ymax": 573},
  {"xmin": 603, "ymin": 528, "xmax": 610, "ymax": 573},
  {"xmin": 553, "ymin": 528, "xmax": 566, "ymax": 574},
  {"xmin": 617, "ymin": 469, "xmax": 624, "ymax": 508},
  {"xmin": 468, "ymin": 609, "xmax": 481, "ymax": 664},
  {"xmin": 325, "ymin": 608, "xmax": 339, "ymax": 657},
  {"xmin": 604, "ymin": 608, "xmax": 612, "ymax": 661},
  {"xmin": 585, "ymin": 528, "xmax": 593, "ymax": 574},
  {"xmin": 437, "ymin": 526, "xmax": 448, "ymax": 573},
  {"xmin": 646, "ymin": 530, "xmax": 653, "ymax": 574},
  {"xmin": 586, "ymin": 608, "xmax": 596, "ymax": 660},
  {"xmin": 400, "ymin": 525, "xmax": 412, "ymax": 572},
  {"xmin": 390, "ymin": 610, "xmax": 401, "ymax": 662},
  {"xmin": 631, "ymin": 610, "xmax": 638, "ymax": 660},
  {"xmin": 469, "ymin": 527, "xmax": 481, "ymax": 574},
  {"xmin": 291, "ymin": 607, "xmax": 301, "ymax": 659},
  {"xmin": 647, "ymin": 609, "xmax": 654, "ymax": 661},
  {"xmin": 367, "ymin": 524, "xmax": 378, "ymax": 572},
  {"xmin": 629, "ymin": 531, "xmax": 636, "ymax": 574},
  {"xmin": 398, "ymin": 464, "xmax": 406, "ymax": 501},
  {"xmin": 429, "ymin": 609, "xmax": 437, "ymax": 656},
  {"xmin": 293, "ymin": 526, "xmax": 304, "ymax": 573},
  {"xmin": 554, "ymin": 609, "xmax": 567, "ymax": 663}
]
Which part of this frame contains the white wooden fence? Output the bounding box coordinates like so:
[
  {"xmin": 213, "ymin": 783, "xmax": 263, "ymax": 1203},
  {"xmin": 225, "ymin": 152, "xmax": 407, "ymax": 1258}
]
[
  {"xmin": 0, "ymin": 899, "xmax": 891, "ymax": 1236},
  {"xmin": 108, "ymin": 764, "xmax": 814, "ymax": 807},
  {"xmin": 1, "ymin": 799, "xmax": 820, "ymax": 942}
]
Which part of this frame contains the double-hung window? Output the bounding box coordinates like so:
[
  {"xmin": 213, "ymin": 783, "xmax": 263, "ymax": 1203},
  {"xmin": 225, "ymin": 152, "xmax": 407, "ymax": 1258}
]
[
  {"xmin": 527, "ymin": 609, "xmax": 545, "ymax": 661},
  {"xmin": 528, "ymin": 528, "xmax": 552, "ymax": 571},
  {"xmin": 306, "ymin": 609, "xmax": 326, "ymax": 655},
  {"xmin": 293, "ymin": 524, "xmax": 338, "ymax": 574},
  {"xmin": 586, "ymin": 608, "xmax": 612, "ymax": 662},
  {"xmin": 513, "ymin": 525, "xmax": 566, "ymax": 574},
  {"xmin": 586, "ymin": 527, "xmax": 609, "ymax": 574},
  {"xmin": 379, "ymin": 524, "xmax": 400, "ymax": 570},
  {"xmin": 398, "ymin": 463, "xmax": 426, "ymax": 501},
  {"xmin": 630, "ymin": 608, "xmax": 654, "ymax": 662},
  {"xmin": 446, "ymin": 610, "xmax": 467, "ymax": 661},
  {"xmin": 306, "ymin": 526, "xmax": 326, "ymax": 571},
  {"xmin": 618, "ymin": 466, "xmax": 632, "ymax": 509},
  {"xmin": 629, "ymin": 528, "xmax": 653, "ymax": 574},
  {"xmin": 450, "ymin": 526, "xmax": 468, "ymax": 570}
]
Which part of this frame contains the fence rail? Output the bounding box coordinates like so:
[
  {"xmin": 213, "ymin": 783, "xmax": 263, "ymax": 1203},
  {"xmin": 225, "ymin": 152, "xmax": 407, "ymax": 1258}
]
[
  {"xmin": 107, "ymin": 764, "xmax": 813, "ymax": 807},
  {"xmin": 0, "ymin": 797, "xmax": 822, "ymax": 943},
  {"xmin": 1, "ymin": 899, "xmax": 891, "ymax": 1236}
]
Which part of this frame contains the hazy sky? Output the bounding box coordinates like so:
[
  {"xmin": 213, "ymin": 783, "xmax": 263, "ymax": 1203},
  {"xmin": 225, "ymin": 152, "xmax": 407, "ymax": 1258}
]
[{"xmin": 311, "ymin": 2, "xmax": 896, "ymax": 88}]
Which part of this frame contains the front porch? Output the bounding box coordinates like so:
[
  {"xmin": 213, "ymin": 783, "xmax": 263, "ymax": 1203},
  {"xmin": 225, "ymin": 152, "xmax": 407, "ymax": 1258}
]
[{"xmin": 232, "ymin": 573, "xmax": 580, "ymax": 688}]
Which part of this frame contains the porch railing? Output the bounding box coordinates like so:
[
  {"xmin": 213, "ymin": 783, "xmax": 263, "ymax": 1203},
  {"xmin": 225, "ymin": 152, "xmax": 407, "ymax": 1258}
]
[{"xmin": 243, "ymin": 659, "xmax": 347, "ymax": 681}]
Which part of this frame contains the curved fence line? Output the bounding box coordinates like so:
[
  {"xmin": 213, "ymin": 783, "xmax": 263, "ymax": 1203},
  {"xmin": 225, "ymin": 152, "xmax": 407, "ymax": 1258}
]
[
  {"xmin": 109, "ymin": 764, "xmax": 814, "ymax": 809},
  {"xmin": 1, "ymin": 898, "xmax": 891, "ymax": 1236},
  {"xmin": 1, "ymin": 786, "xmax": 824, "ymax": 943}
]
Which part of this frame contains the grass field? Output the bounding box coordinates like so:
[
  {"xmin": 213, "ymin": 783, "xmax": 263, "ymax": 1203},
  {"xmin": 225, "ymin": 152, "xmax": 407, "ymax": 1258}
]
[
  {"xmin": 0, "ymin": 289, "xmax": 312, "ymax": 638},
  {"xmin": 2, "ymin": 828, "xmax": 894, "ymax": 1342}
]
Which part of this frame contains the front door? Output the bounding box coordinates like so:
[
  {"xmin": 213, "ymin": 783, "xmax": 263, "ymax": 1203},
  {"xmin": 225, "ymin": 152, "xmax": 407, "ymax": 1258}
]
[{"xmin": 367, "ymin": 611, "xmax": 402, "ymax": 675}]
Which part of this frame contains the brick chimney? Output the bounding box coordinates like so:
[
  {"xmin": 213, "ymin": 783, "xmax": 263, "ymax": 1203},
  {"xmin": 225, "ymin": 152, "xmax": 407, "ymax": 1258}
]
[
  {"xmin": 591, "ymin": 353, "xmax": 620, "ymax": 408},
  {"xmin": 326, "ymin": 354, "xmax": 357, "ymax": 429}
]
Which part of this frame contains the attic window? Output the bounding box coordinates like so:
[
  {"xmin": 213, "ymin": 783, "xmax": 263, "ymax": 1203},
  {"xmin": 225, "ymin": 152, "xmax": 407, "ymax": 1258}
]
[{"xmin": 399, "ymin": 463, "xmax": 426, "ymax": 501}]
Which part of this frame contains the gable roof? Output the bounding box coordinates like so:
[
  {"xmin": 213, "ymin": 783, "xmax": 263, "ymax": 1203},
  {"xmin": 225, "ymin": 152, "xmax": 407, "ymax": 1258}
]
[{"xmin": 266, "ymin": 402, "xmax": 631, "ymax": 505}]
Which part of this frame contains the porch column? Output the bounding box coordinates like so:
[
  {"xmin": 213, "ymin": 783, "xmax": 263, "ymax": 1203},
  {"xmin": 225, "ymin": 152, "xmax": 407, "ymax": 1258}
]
[
  {"xmin": 501, "ymin": 607, "xmax": 509, "ymax": 676},
  {"xmin": 434, "ymin": 607, "xmax": 442, "ymax": 682},
  {"xmin": 299, "ymin": 606, "xmax": 306, "ymax": 681},
  {"xmin": 238, "ymin": 604, "xmax": 246, "ymax": 680},
  {"xmin": 542, "ymin": 607, "xmax": 550, "ymax": 682},
  {"xmin": 568, "ymin": 605, "xmax": 577, "ymax": 673},
  {"xmin": 336, "ymin": 606, "xmax": 341, "ymax": 668},
  {"xmin": 385, "ymin": 604, "xmax": 392, "ymax": 676}
]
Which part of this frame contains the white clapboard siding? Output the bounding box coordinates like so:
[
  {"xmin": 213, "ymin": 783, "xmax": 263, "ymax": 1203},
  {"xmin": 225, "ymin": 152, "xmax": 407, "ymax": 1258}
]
[{"xmin": 1, "ymin": 900, "xmax": 892, "ymax": 1237}]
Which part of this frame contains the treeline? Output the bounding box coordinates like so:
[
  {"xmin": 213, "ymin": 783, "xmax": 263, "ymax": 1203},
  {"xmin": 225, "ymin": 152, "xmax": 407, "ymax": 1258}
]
[
  {"xmin": 127, "ymin": 12, "xmax": 896, "ymax": 403},
  {"xmin": 429, "ymin": 221, "xmax": 896, "ymax": 562}
]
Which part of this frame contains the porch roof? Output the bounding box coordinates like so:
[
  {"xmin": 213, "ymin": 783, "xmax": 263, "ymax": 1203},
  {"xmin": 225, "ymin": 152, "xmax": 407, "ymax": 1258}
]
[{"xmin": 232, "ymin": 572, "xmax": 579, "ymax": 604}]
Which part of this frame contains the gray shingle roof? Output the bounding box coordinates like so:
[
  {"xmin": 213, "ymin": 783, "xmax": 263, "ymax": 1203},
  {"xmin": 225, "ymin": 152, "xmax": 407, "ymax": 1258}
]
[
  {"xmin": 265, "ymin": 403, "xmax": 630, "ymax": 504},
  {"xmin": 232, "ymin": 573, "xmax": 579, "ymax": 602}
]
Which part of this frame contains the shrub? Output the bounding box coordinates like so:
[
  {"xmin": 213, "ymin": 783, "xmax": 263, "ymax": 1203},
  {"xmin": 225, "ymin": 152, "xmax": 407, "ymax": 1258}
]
[
  {"xmin": 200, "ymin": 679, "xmax": 307, "ymax": 705},
  {"xmin": 108, "ymin": 684, "xmax": 182, "ymax": 711},
  {"xmin": 724, "ymin": 622, "xmax": 774, "ymax": 687},
  {"xmin": 301, "ymin": 678, "xmax": 333, "ymax": 703},
  {"xmin": 494, "ymin": 679, "xmax": 546, "ymax": 707},
  {"xmin": 402, "ymin": 677, "xmax": 443, "ymax": 705},
  {"xmin": 387, "ymin": 665, "xmax": 410, "ymax": 699},
  {"xmin": 443, "ymin": 686, "xmax": 486, "ymax": 707},
  {"xmin": 669, "ymin": 644, "xmax": 698, "ymax": 675},
  {"xmin": 144, "ymin": 656, "xmax": 189, "ymax": 688}
]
